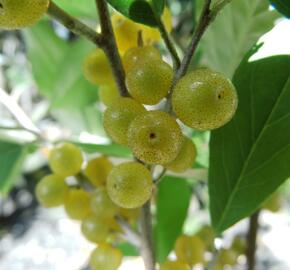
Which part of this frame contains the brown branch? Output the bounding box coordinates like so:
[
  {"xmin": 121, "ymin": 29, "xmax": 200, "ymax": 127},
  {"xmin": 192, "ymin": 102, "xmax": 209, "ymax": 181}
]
[
  {"xmin": 95, "ymin": 0, "xmax": 128, "ymax": 97},
  {"xmin": 140, "ymin": 201, "xmax": 155, "ymax": 270},
  {"xmin": 47, "ymin": 1, "xmax": 102, "ymax": 46},
  {"xmin": 246, "ymin": 211, "xmax": 260, "ymax": 270}
]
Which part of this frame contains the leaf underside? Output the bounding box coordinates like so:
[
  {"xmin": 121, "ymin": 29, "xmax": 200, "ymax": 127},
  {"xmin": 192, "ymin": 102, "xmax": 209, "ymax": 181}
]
[{"xmin": 209, "ymin": 55, "xmax": 290, "ymax": 233}]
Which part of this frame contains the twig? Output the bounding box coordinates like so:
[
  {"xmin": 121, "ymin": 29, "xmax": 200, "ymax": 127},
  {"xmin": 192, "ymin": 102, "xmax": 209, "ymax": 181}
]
[
  {"xmin": 140, "ymin": 201, "xmax": 155, "ymax": 270},
  {"xmin": 155, "ymin": 16, "xmax": 180, "ymax": 68},
  {"xmin": 116, "ymin": 216, "xmax": 141, "ymax": 247},
  {"xmin": 47, "ymin": 1, "xmax": 102, "ymax": 46},
  {"xmin": 0, "ymin": 88, "xmax": 41, "ymax": 136},
  {"xmin": 154, "ymin": 167, "xmax": 167, "ymax": 185},
  {"xmin": 246, "ymin": 211, "xmax": 260, "ymax": 270},
  {"xmin": 95, "ymin": 0, "xmax": 128, "ymax": 97}
]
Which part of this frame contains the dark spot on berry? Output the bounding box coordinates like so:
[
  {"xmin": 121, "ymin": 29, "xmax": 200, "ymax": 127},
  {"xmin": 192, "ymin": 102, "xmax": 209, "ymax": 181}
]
[
  {"xmin": 0, "ymin": 3, "xmax": 3, "ymax": 9},
  {"xmin": 149, "ymin": 133, "xmax": 156, "ymax": 139}
]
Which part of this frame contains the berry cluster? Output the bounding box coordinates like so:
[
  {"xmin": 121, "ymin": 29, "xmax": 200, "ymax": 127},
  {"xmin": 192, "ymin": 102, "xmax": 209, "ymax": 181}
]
[
  {"xmin": 35, "ymin": 142, "xmax": 141, "ymax": 270},
  {"xmin": 159, "ymin": 227, "xmax": 247, "ymax": 270}
]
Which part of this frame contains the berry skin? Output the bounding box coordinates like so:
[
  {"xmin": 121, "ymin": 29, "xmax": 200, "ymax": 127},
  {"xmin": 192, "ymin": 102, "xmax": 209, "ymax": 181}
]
[
  {"xmin": 174, "ymin": 235, "xmax": 205, "ymax": 266},
  {"xmin": 172, "ymin": 69, "xmax": 238, "ymax": 130},
  {"xmin": 83, "ymin": 49, "xmax": 114, "ymax": 85},
  {"xmin": 89, "ymin": 244, "xmax": 122, "ymax": 270},
  {"xmin": 0, "ymin": 0, "xmax": 49, "ymax": 29},
  {"xmin": 49, "ymin": 143, "xmax": 83, "ymax": 177},
  {"xmin": 127, "ymin": 111, "xmax": 183, "ymax": 165},
  {"xmin": 231, "ymin": 236, "xmax": 246, "ymax": 254},
  {"xmin": 64, "ymin": 189, "xmax": 91, "ymax": 220},
  {"xmin": 81, "ymin": 214, "xmax": 109, "ymax": 243},
  {"xmin": 103, "ymin": 97, "xmax": 146, "ymax": 145},
  {"xmin": 118, "ymin": 207, "xmax": 140, "ymax": 223},
  {"xmin": 99, "ymin": 84, "xmax": 119, "ymax": 107},
  {"xmin": 166, "ymin": 137, "xmax": 197, "ymax": 172},
  {"xmin": 111, "ymin": 13, "xmax": 139, "ymax": 53},
  {"xmin": 107, "ymin": 162, "xmax": 153, "ymax": 208},
  {"xmin": 126, "ymin": 60, "xmax": 173, "ymax": 105},
  {"xmin": 123, "ymin": 46, "xmax": 162, "ymax": 72},
  {"xmin": 262, "ymin": 192, "xmax": 282, "ymax": 212},
  {"xmin": 35, "ymin": 174, "xmax": 68, "ymax": 208},
  {"xmin": 218, "ymin": 249, "xmax": 238, "ymax": 266},
  {"xmin": 196, "ymin": 225, "xmax": 215, "ymax": 250},
  {"xmin": 90, "ymin": 187, "xmax": 118, "ymax": 219},
  {"xmin": 84, "ymin": 156, "xmax": 113, "ymax": 187},
  {"xmin": 160, "ymin": 261, "xmax": 191, "ymax": 270}
]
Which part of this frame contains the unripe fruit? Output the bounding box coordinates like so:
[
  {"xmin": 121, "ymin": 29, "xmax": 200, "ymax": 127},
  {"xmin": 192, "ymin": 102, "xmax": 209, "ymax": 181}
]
[
  {"xmin": 103, "ymin": 97, "xmax": 146, "ymax": 145},
  {"xmin": 107, "ymin": 162, "xmax": 153, "ymax": 208},
  {"xmin": 160, "ymin": 261, "xmax": 191, "ymax": 270},
  {"xmin": 262, "ymin": 192, "xmax": 282, "ymax": 212},
  {"xmin": 218, "ymin": 249, "xmax": 238, "ymax": 266},
  {"xmin": 166, "ymin": 137, "xmax": 197, "ymax": 172},
  {"xmin": 81, "ymin": 214, "xmax": 109, "ymax": 243},
  {"xmin": 174, "ymin": 235, "xmax": 205, "ymax": 265},
  {"xmin": 0, "ymin": 0, "xmax": 49, "ymax": 29},
  {"xmin": 90, "ymin": 187, "xmax": 118, "ymax": 219},
  {"xmin": 126, "ymin": 60, "xmax": 173, "ymax": 105},
  {"xmin": 127, "ymin": 111, "xmax": 183, "ymax": 164},
  {"xmin": 89, "ymin": 244, "xmax": 122, "ymax": 270},
  {"xmin": 119, "ymin": 207, "xmax": 140, "ymax": 222},
  {"xmin": 64, "ymin": 189, "xmax": 91, "ymax": 220},
  {"xmin": 35, "ymin": 174, "xmax": 68, "ymax": 208},
  {"xmin": 123, "ymin": 46, "xmax": 162, "ymax": 72},
  {"xmin": 196, "ymin": 225, "xmax": 215, "ymax": 250},
  {"xmin": 231, "ymin": 236, "xmax": 246, "ymax": 254},
  {"xmin": 99, "ymin": 84, "xmax": 119, "ymax": 107},
  {"xmin": 49, "ymin": 143, "xmax": 83, "ymax": 177},
  {"xmin": 111, "ymin": 13, "xmax": 139, "ymax": 53},
  {"xmin": 83, "ymin": 49, "xmax": 114, "ymax": 85},
  {"xmin": 172, "ymin": 69, "xmax": 238, "ymax": 130},
  {"xmin": 84, "ymin": 156, "xmax": 113, "ymax": 187}
]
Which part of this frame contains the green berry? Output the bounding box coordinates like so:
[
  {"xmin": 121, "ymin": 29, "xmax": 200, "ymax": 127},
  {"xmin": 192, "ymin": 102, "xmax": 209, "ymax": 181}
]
[
  {"xmin": 89, "ymin": 244, "xmax": 122, "ymax": 270},
  {"xmin": 64, "ymin": 189, "xmax": 91, "ymax": 220},
  {"xmin": 90, "ymin": 187, "xmax": 118, "ymax": 219},
  {"xmin": 81, "ymin": 214, "xmax": 109, "ymax": 243},
  {"xmin": 103, "ymin": 97, "xmax": 146, "ymax": 145},
  {"xmin": 107, "ymin": 162, "xmax": 153, "ymax": 208},
  {"xmin": 0, "ymin": 0, "xmax": 49, "ymax": 29},
  {"xmin": 160, "ymin": 261, "xmax": 191, "ymax": 270},
  {"xmin": 35, "ymin": 174, "xmax": 68, "ymax": 208},
  {"xmin": 218, "ymin": 249, "xmax": 238, "ymax": 266},
  {"xmin": 126, "ymin": 59, "xmax": 173, "ymax": 105},
  {"xmin": 127, "ymin": 110, "xmax": 183, "ymax": 164},
  {"xmin": 99, "ymin": 84, "xmax": 119, "ymax": 107},
  {"xmin": 172, "ymin": 69, "xmax": 238, "ymax": 130},
  {"xmin": 166, "ymin": 137, "xmax": 197, "ymax": 172},
  {"xmin": 262, "ymin": 192, "xmax": 282, "ymax": 212},
  {"xmin": 84, "ymin": 156, "xmax": 113, "ymax": 187},
  {"xmin": 49, "ymin": 143, "xmax": 83, "ymax": 177},
  {"xmin": 174, "ymin": 235, "xmax": 205, "ymax": 266},
  {"xmin": 123, "ymin": 45, "xmax": 162, "ymax": 72},
  {"xmin": 196, "ymin": 225, "xmax": 215, "ymax": 251}
]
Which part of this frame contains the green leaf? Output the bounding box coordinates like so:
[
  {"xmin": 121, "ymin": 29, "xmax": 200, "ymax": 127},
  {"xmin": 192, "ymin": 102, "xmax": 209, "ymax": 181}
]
[
  {"xmin": 0, "ymin": 141, "xmax": 27, "ymax": 193},
  {"xmin": 53, "ymin": 0, "xmax": 96, "ymax": 18},
  {"xmin": 209, "ymin": 55, "xmax": 290, "ymax": 233},
  {"xmin": 118, "ymin": 242, "xmax": 139, "ymax": 256},
  {"xmin": 154, "ymin": 176, "xmax": 191, "ymax": 262},
  {"xmin": 76, "ymin": 142, "xmax": 132, "ymax": 157},
  {"xmin": 24, "ymin": 21, "xmax": 98, "ymax": 110},
  {"xmin": 199, "ymin": 0, "xmax": 280, "ymax": 78},
  {"xmin": 107, "ymin": 0, "xmax": 165, "ymax": 26},
  {"xmin": 270, "ymin": 0, "xmax": 290, "ymax": 18}
]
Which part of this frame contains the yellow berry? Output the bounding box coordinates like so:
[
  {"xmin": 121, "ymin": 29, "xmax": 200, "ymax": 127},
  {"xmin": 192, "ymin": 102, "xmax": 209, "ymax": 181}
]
[
  {"xmin": 90, "ymin": 187, "xmax": 118, "ymax": 218},
  {"xmin": 81, "ymin": 214, "xmax": 109, "ymax": 243},
  {"xmin": 107, "ymin": 162, "xmax": 153, "ymax": 208},
  {"xmin": 119, "ymin": 207, "xmax": 140, "ymax": 222},
  {"xmin": 49, "ymin": 143, "xmax": 83, "ymax": 177},
  {"xmin": 174, "ymin": 235, "xmax": 205, "ymax": 265},
  {"xmin": 262, "ymin": 192, "xmax": 282, "ymax": 212},
  {"xmin": 0, "ymin": 0, "xmax": 49, "ymax": 29},
  {"xmin": 126, "ymin": 60, "xmax": 173, "ymax": 105},
  {"xmin": 160, "ymin": 260, "xmax": 191, "ymax": 270},
  {"xmin": 172, "ymin": 69, "xmax": 238, "ymax": 130},
  {"xmin": 89, "ymin": 244, "xmax": 122, "ymax": 270},
  {"xmin": 84, "ymin": 156, "xmax": 113, "ymax": 187},
  {"xmin": 231, "ymin": 236, "xmax": 247, "ymax": 254},
  {"xmin": 166, "ymin": 137, "xmax": 197, "ymax": 172},
  {"xmin": 64, "ymin": 189, "xmax": 91, "ymax": 220},
  {"xmin": 123, "ymin": 45, "xmax": 162, "ymax": 72},
  {"xmin": 103, "ymin": 97, "xmax": 146, "ymax": 145},
  {"xmin": 111, "ymin": 13, "xmax": 139, "ymax": 53},
  {"xmin": 99, "ymin": 84, "xmax": 119, "ymax": 107},
  {"xmin": 196, "ymin": 225, "xmax": 215, "ymax": 251},
  {"xmin": 218, "ymin": 249, "xmax": 238, "ymax": 266},
  {"xmin": 83, "ymin": 48, "xmax": 114, "ymax": 85},
  {"xmin": 35, "ymin": 174, "xmax": 68, "ymax": 208},
  {"xmin": 127, "ymin": 110, "xmax": 183, "ymax": 164}
]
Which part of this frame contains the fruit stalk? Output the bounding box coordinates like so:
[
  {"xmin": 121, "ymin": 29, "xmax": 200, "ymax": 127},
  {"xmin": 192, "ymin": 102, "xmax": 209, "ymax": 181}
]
[
  {"xmin": 246, "ymin": 211, "xmax": 260, "ymax": 270},
  {"xmin": 95, "ymin": 0, "xmax": 128, "ymax": 97},
  {"xmin": 140, "ymin": 201, "xmax": 156, "ymax": 270}
]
